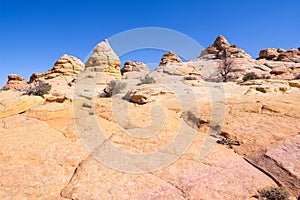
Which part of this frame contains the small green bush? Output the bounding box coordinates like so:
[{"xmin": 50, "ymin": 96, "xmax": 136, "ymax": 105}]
[
  {"xmin": 24, "ymin": 80, "xmax": 51, "ymax": 96},
  {"xmin": 258, "ymin": 186, "xmax": 289, "ymax": 200}
]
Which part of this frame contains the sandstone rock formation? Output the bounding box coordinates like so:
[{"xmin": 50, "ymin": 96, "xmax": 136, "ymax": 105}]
[
  {"xmin": 258, "ymin": 47, "xmax": 300, "ymax": 62},
  {"xmin": 259, "ymin": 48, "xmax": 279, "ymax": 60},
  {"xmin": 246, "ymin": 134, "xmax": 300, "ymax": 196},
  {"xmin": 1, "ymin": 74, "xmax": 28, "ymax": 91},
  {"xmin": 2, "ymin": 37, "xmax": 300, "ymax": 199},
  {"xmin": 0, "ymin": 91, "xmax": 44, "ymax": 119},
  {"xmin": 154, "ymin": 52, "xmax": 201, "ymax": 77},
  {"xmin": 126, "ymin": 85, "xmax": 172, "ymax": 104},
  {"xmin": 29, "ymin": 54, "xmax": 84, "ymax": 82},
  {"xmin": 0, "ymin": 114, "xmax": 88, "ymax": 199},
  {"xmin": 121, "ymin": 61, "xmax": 150, "ymax": 75},
  {"xmin": 199, "ymin": 35, "xmax": 252, "ymax": 59},
  {"xmin": 85, "ymin": 39, "xmax": 121, "ymax": 78},
  {"xmin": 155, "ymin": 62, "xmax": 199, "ymax": 76},
  {"xmin": 1, "ymin": 77, "xmax": 300, "ymax": 199},
  {"xmin": 159, "ymin": 51, "xmax": 182, "ymax": 65},
  {"xmin": 24, "ymin": 54, "xmax": 85, "ymax": 101}
]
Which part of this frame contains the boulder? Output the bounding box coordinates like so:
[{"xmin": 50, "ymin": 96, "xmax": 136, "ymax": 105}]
[
  {"xmin": 159, "ymin": 51, "xmax": 182, "ymax": 66},
  {"xmin": 277, "ymin": 48, "xmax": 300, "ymax": 62},
  {"xmin": 127, "ymin": 85, "xmax": 172, "ymax": 104},
  {"xmin": 1, "ymin": 74, "xmax": 28, "ymax": 91},
  {"xmin": 259, "ymin": 48, "xmax": 279, "ymax": 60},
  {"xmin": 213, "ymin": 35, "xmax": 230, "ymax": 50},
  {"xmin": 258, "ymin": 47, "xmax": 300, "ymax": 63},
  {"xmin": 121, "ymin": 61, "xmax": 150, "ymax": 75},
  {"xmin": 277, "ymin": 48, "xmax": 286, "ymax": 53},
  {"xmin": 85, "ymin": 39, "xmax": 121, "ymax": 78}
]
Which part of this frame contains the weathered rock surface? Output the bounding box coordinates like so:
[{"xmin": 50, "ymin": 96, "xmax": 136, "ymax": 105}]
[
  {"xmin": 258, "ymin": 47, "xmax": 300, "ymax": 63},
  {"xmin": 30, "ymin": 54, "xmax": 84, "ymax": 82},
  {"xmin": 270, "ymin": 65, "xmax": 292, "ymax": 75},
  {"xmin": 155, "ymin": 61, "xmax": 200, "ymax": 76},
  {"xmin": 2, "ymin": 79, "xmax": 300, "ymax": 199},
  {"xmin": 1, "ymin": 74, "xmax": 28, "ymax": 91},
  {"xmin": 85, "ymin": 39, "xmax": 121, "ymax": 78},
  {"xmin": 0, "ymin": 115, "xmax": 88, "ymax": 199},
  {"xmin": 246, "ymin": 134, "xmax": 300, "ymax": 196},
  {"xmin": 259, "ymin": 48, "xmax": 279, "ymax": 60},
  {"xmin": 223, "ymin": 91, "xmax": 300, "ymax": 157},
  {"xmin": 25, "ymin": 102, "xmax": 78, "ymax": 139},
  {"xmin": 121, "ymin": 61, "xmax": 150, "ymax": 75},
  {"xmin": 127, "ymin": 85, "xmax": 172, "ymax": 104},
  {"xmin": 199, "ymin": 35, "xmax": 252, "ymax": 59},
  {"xmin": 61, "ymin": 133, "xmax": 275, "ymax": 200},
  {"xmin": 246, "ymin": 84, "xmax": 291, "ymax": 94},
  {"xmin": 0, "ymin": 91, "xmax": 44, "ymax": 119},
  {"xmin": 159, "ymin": 51, "xmax": 182, "ymax": 65},
  {"xmin": 2, "ymin": 38, "xmax": 300, "ymax": 199}
]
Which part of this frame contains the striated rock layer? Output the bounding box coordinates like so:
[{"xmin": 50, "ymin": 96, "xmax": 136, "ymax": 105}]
[
  {"xmin": 30, "ymin": 54, "xmax": 84, "ymax": 82},
  {"xmin": 258, "ymin": 47, "xmax": 300, "ymax": 62},
  {"xmin": 159, "ymin": 51, "xmax": 182, "ymax": 66},
  {"xmin": 199, "ymin": 35, "xmax": 252, "ymax": 59},
  {"xmin": 1, "ymin": 74, "xmax": 28, "ymax": 91},
  {"xmin": 85, "ymin": 39, "xmax": 121, "ymax": 79},
  {"xmin": 121, "ymin": 61, "xmax": 150, "ymax": 75}
]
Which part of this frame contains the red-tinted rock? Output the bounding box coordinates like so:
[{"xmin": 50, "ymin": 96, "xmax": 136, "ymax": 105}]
[
  {"xmin": 159, "ymin": 52, "xmax": 182, "ymax": 66},
  {"xmin": 246, "ymin": 134, "xmax": 300, "ymax": 196},
  {"xmin": 1, "ymin": 74, "xmax": 28, "ymax": 91},
  {"xmin": 121, "ymin": 61, "xmax": 150, "ymax": 75},
  {"xmin": 259, "ymin": 48, "xmax": 279, "ymax": 60},
  {"xmin": 200, "ymin": 35, "xmax": 252, "ymax": 59}
]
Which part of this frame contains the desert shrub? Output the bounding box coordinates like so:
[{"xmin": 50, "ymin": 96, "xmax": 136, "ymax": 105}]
[
  {"xmin": 1, "ymin": 87, "xmax": 10, "ymax": 91},
  {"xmin": 140, "ymin": 75, "xmax": 156, "ymax": 84},
  {"xmin": 24, "ymin": 80, "xmax": 51, "ymax": 96},
  {"xmin": 123, "ymin": 90, "xmax": 133, "ymax": 101},
  {"xmin": 243, "ymin": 72, "xmax": 261, "ymax": 81},
  {"xmin": 103, "ymin": 80, "xmax": 126, "ymax": 97},
  {"xmin": 217, "ymin": 49, "xmax": 241, "ymax": 82},
  {"xmin": 258, "ymin": 186, "xmax": 289, "ymax": 200}
]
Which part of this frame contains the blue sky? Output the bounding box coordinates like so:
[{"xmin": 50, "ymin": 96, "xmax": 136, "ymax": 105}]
[{"xmin": 0, "ymin": 0, "xmax": 300, "ymax": 87}]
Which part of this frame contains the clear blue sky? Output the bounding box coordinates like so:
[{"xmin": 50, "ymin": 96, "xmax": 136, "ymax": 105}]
[{"xmin": 1, "ymin": 0, "xmax": 300, "ymax": 87}]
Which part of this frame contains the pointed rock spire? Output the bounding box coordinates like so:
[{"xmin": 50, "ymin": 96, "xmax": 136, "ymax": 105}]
[
  {"xmin": 85, "ymin": 39, "xmax": 121, "ymax": 78},
  {"xmin": 200, "ymin": 35, "xmax": 251, "ymax": 59}
]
